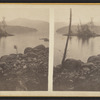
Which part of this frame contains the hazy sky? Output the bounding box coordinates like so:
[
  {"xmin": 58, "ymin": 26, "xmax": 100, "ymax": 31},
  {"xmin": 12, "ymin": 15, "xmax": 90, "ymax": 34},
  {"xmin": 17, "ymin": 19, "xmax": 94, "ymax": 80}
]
[
  {"xmin": 54, "ymin": 5, "xmax": 100, "ymax": 25},
  {"xmin": 0, "ymin": 4, "xmax": 100, "ymax": 24},
  {"xmin": 0, "ymin": 4, "xmax": 49, "ymax": 22}
]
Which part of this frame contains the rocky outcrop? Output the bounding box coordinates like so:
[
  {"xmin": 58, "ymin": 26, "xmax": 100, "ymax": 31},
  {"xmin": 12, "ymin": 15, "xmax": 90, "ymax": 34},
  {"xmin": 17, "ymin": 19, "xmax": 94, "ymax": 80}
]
[
  {"xmin": 53, "ymin": 55, "xmax": 100, "ymax": 91},
  {"xmin": 0, "ymin": 45, "xmax": 48, "ymax": 91}
]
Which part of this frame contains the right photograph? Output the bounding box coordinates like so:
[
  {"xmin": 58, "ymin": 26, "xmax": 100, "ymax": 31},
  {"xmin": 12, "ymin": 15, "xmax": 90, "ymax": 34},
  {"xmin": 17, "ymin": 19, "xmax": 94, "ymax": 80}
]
[{"xmin": 53, "ymin": 5, "xmax": 100, "ymax": 91}]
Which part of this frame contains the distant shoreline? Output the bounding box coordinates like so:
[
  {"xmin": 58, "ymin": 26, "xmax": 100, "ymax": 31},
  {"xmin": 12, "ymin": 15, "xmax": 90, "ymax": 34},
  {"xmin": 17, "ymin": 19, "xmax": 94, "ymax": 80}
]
[
  {"xmin": 62, "ymin": 34, "xmax": 100, "ymax": 37},
  {"xmin": 0, "ymin": 33, "xmax": 13, "ymax": 37}
]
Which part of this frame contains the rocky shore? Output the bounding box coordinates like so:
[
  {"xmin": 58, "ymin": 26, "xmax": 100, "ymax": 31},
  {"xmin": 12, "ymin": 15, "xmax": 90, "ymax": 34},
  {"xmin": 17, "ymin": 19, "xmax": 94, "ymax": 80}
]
[
  {"xmin": 0, "ymin": 45, "xmax": 48, "ymax": 91},
  {"xmin": 53, "ymin": 54, "xmax": 100, "ymax": 91}
]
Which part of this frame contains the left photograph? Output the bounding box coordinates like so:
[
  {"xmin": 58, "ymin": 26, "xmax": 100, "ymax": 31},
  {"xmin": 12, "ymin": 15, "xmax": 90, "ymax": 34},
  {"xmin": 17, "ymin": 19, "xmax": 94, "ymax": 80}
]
[{"xmin": 0, "ymin": 4, "xmax": 49, "ymax": 91}]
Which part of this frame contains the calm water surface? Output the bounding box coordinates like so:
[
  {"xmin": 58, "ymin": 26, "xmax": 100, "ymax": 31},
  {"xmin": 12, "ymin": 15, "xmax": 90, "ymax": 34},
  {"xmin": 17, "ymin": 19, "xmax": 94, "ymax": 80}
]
[
  {"xmin": 54, "ymin": 33, "xmax": 100, "ymax": 66},
  {"xmin": 0, "ymin": 32, "xmax": 48, "ymax": 57}
]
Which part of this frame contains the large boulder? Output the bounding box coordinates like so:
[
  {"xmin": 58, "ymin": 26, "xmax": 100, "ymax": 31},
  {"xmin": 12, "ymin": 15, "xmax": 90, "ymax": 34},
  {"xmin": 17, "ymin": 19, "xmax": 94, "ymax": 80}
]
[
  {"xmin": 24, "ymin": 47, "xmax": 33, "ymax": 54},
  {"xmin": 24, "ymin": 47, "xmax": 37, "ymax": 58},
  {"xmin": 24, "ymin": 45, "xmax": 46, "ymax": 57},
  {"xmin": 87, "ymin": 55, "xmax": 100, "ymax": 66},
  {"xmin": 81, "ymin": 62, "xmax": 96, "ymax": 70},
  {"xmin": 80, "ymin": 63, "xmax": 96, "ymax": 75},
  {"xmin": 0, "ymin": 55, "xmax": 9, "ymax": 62},
  {"xmin": 0, "ymin": 54, "xmax": 17, "ymax": 62},
  {"xmin": 0, "ymin": 62, "xmax": 6, "ymax": 70},
  {"xmin": 62, "ymin": 59, "xmax": 83, "ymax": 71},
  {"xmin": 33, "ymin": 45, "xmax": 45, "ymax": 51}
]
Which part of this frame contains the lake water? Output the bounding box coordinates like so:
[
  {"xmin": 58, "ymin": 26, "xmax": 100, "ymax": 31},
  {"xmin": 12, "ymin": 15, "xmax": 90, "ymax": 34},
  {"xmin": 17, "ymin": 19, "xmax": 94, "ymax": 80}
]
[
  {"xmin": 54, "ymin": 33, "xmax": 100, "ymax": 66},
  {"xmin": 0, "ymin": 32, "xmax": 49, "ymax": 57}
]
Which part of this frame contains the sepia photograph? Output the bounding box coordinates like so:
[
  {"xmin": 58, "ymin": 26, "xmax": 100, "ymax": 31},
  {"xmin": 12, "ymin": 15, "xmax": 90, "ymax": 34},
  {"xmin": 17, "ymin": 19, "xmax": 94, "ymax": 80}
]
[
  {"xmin": 53, "ymin": 5, "xmax": 100, "ymax": 91},
  {"xmin": 0, "ymin": 4, "xmax": 49, "ymax": 91},
  {"xmin": 1, "ymin": 3, "xmax": 100, "ymax": 97}
]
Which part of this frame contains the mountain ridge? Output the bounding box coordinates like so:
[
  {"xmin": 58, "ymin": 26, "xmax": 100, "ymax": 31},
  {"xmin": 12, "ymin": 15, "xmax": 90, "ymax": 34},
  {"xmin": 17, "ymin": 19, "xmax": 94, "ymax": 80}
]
[{"xmin": 7, "ymin": 18, "xmax": 49, "ymax": 34}]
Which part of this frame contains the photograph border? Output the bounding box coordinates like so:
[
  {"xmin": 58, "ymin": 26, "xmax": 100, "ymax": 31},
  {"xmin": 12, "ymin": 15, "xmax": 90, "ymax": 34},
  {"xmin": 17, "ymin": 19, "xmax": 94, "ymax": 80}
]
[{"xmin": 0, "ymin": 2, "xmax": 100, "ymax": 97}]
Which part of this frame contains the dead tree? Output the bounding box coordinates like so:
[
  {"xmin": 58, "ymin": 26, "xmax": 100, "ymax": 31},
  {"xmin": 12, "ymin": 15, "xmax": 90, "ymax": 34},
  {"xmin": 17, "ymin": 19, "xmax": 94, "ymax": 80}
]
[{"xmin": 61, "ymin": 8, "xmax": 72, "ymax": 65}]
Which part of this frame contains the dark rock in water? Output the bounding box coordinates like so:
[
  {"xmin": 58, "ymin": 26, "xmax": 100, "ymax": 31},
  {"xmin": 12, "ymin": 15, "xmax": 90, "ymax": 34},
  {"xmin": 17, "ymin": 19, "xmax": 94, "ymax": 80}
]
[
  {"xmin": 62, "ymin": 59, "xmax": 83, "ymax": 71},
  {"xmin": 40, "ymin": 38, "xmax": 49, "ymax": 42}
]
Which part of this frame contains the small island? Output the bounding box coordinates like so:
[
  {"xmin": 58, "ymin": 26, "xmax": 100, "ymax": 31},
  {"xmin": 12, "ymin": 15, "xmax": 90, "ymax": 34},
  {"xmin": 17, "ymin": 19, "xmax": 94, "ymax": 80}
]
[
  {"xmin": 61, "ymin": 19, "xmax": 100, "ymax": 38},
  {"xmin": 0, "ymin": 17, "xmax": 13, "ymax": 37},
  {"xmin": 77, "ymin": 19, "xmax": 99, "ymax": 38}
]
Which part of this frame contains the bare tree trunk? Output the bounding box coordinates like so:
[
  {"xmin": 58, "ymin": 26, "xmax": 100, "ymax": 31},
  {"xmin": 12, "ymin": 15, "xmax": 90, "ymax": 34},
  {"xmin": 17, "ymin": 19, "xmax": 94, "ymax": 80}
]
[{"xmin": 61, "ymin": 8, "xmax": 72, "ymax": 65}]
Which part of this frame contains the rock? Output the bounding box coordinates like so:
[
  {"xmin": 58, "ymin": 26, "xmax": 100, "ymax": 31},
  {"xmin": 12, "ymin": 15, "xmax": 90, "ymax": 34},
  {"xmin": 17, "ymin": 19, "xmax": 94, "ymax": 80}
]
[
  {"xmin": 33, "ymin": 58, "xmax": 37, "ymax": 62},
  {"xmin": 62, "ymin": 59, "xmax": 83, "ymax": 71},
  {"xmin": 9, "ymin": 54, "xmax": 17, "ymax": 59},
  {"xmin": 21, "ymin": 54, "xmax": 27, "ymax": 58},
  {"xmin": 46, "ymin": 47, "xmax": 49, "ymax": 52},
  {"xmin": 0, "ymin": 54, "xmax": 18, "ymax": 64},
  {"xmin": 26, "ymin": 57, "xmax": 33, "ymax": 63},
  {"xmin": 53, "ymin": 65, "xmax": 63, "ymax": 77},
  {"xmin": 0, "ymin": 67, "xmax": 3, "ymax": 71},
  {"xmin": 24, "ymin": 47, "xmax": 33, "ymax": 54},
  {"xmin": 79, "ymin": 76, "xmax": 86, "ymax": 80},
  {"xmin": 81, "ymin": 63, "xmax": 96, "ymax": 70},
  {"xmin": 97, "ymin": 54, "xmax": 100, "ymax": 56},
  {"xmin": 0, "ymin": 55, "xmax": 8, "ymax": 62},
  {"xmin": 26, "ymin": 52, "xmax": 37, "ymax": 58},
  {"xmin": 33, "ymin": 45, "xmax": 45, "ymax": 51},
  {"xmin": 18, "ymin": 53, "xmax": 23, "ymax": 58},
  {"xmin": 16, "ymin": 60, "xmax": 21, "ymax": 64},
  {"xmin": 54, "ymin": 54, "xmax": 100, "ymax": 91},
  {"xmin": 0, "ymin": 45, "xmax": 48, "ymax": 91},
  {"xmin": 23, "ymin": 65, "xmax": 27, "ymax": 69},
  {"xmin": 0, "ymin": 62, "xmax": 6, "ymax": 70},
  {"xmin": 87, "ymin": 55, "xmax": 100, "ymax": 65}
]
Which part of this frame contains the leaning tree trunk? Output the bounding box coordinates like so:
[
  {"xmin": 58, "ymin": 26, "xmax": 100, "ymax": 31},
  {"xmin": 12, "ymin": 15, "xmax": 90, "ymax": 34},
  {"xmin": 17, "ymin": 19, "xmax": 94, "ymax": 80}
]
[{"xmin": 61, "ymin": 8, "xmax": 72, "ymax": 65}]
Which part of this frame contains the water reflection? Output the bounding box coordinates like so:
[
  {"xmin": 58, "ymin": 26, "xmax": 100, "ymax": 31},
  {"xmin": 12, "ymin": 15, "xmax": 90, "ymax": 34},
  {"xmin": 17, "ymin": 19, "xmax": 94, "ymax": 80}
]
[
  {"xmin": 54, "ymin": 34, "xmax": 100, "ymax": 66},
  {"xmin": 90, "ymin": 39, "xmax": 94, "ymax": 54},
  {"xmin": 0, "ymin": 37, "xmax": 1, "ymax": 46},
  {"xmin": 0, "ymin": 33, "xmax": 49, "ymax": 57},
  {"xmin": 77, "ymin": 36, "xmax": 95, "ymax": 54},
  {"xmin": 0, "ymin": 37, "xmax": 7, "ymax": 53},
  {"xmin": 77, "ymin": 36, "xmax": 90, "ymax": 46},
  {"xmin": 1, "ymin": 37, "xmax": 6, "ymax": 52}
]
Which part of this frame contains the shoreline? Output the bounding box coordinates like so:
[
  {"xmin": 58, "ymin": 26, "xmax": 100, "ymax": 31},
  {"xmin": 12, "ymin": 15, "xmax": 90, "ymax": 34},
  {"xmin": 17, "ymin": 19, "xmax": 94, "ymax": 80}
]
[
  {"xmin": 63, "ymin": 34, "xmax": 100, "ymax": 37},
  {"xmin": 0, "ymin": 31, "xmax": 13, "ymax": 37},
  {"xmin": 54, "ymin": 54, "xmax": 100, "ymax": 91},
  {"xmin": 0, "ymin": 44, "xmax": 49, "ymax": 91}
]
